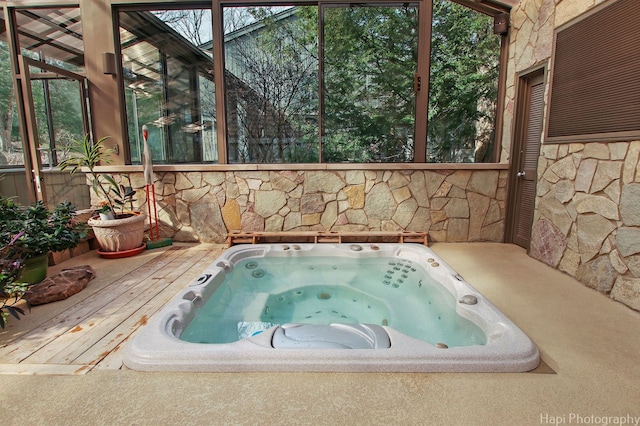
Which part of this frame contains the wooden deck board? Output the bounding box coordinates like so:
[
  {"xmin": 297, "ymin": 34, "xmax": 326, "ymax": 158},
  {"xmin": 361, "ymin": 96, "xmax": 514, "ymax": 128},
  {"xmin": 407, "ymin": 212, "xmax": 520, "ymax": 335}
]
[
  {"xmin": 0, "ymin": 246, "xmax": 193, "ymax": 364},
  {"xmin": 72, "ymin": 247, "xmax": 218, "ymax": 367},
  {"xmin": 0, "ymin": 244, "xmax": 224, "ymax": 374},
  {"xmin": 89, "ymin": 247, "xmax": 222, "ymax": 370},
  {"xmin": 34, "ymin": 247, "xmax": 211, "ymax": 365}
]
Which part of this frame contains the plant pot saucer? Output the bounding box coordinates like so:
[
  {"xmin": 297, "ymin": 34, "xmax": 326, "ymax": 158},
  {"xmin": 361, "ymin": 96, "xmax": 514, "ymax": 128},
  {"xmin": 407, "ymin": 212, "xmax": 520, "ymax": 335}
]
[{"xmin": 96, "ymin": 244, "xmax": 146, "ymax": 259}]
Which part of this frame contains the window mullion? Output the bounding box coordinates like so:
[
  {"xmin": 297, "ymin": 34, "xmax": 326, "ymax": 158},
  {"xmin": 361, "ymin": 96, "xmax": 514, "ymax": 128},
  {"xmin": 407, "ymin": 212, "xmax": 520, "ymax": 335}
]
[
  {"xmin": 212, "ymin": 0, "xmax": 228, "ymax": 163},
  {"xmin": 318, "ymin": 2, "xmax": 325, "ymax": 163},
  {"xmin": 413, "ymin": 0, "xmax": 431, "ymax": 163}
]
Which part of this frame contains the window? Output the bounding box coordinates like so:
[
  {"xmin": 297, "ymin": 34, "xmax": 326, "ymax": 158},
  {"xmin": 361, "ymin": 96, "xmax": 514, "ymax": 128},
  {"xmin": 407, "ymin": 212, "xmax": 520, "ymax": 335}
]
[
  {"xmin": 428, "ymin": 0, "xmax": 501, "ymax": 162},
  {"xmin": 224, "ymin": 6, "xmax": 318, "ymax": 163},
  {"xmin": 222, "ymin": 4, "xmax": 420, "ymax": 164},
  {"xmin": 14, "ymin": 8, "xmax": 84, "ymax": 72},
  {"xmin": 12, "ymin": 7, "xmax": 88, "ymax": 168},
  {"xmin": 119, "ymin": 8, "xmax": 217, "ymax": 164},
  {"xmin": 116, "ymin": 0, "xmax": 503, "ymax": 164},
  {"xmin": 0, "ymin": 17, "xmax": 23, "ymax": 167},
  {"xmin": 547, "ymin": 0, "xmax": 640, "ymax": 143},
  {"xmin": 323, "ymin": 5, "xmax": 418, "ymax": 163}
]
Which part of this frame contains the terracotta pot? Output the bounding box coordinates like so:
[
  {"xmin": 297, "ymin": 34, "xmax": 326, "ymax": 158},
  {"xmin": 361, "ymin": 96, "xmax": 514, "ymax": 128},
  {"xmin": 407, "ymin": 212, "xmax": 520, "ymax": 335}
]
[{"xmin": 88, "ymin": 212, "xmax": 147, "ymax": 253}]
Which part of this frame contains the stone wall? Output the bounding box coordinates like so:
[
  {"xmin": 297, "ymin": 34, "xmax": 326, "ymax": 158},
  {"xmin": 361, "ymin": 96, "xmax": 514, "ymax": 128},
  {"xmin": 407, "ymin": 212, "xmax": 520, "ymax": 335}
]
[
  {"xmin": 96, "ymin": 169, "xmax": 508, "ymax": 245},
  {"xmin": 531, "ymin": 142, "xmax": 640, "ymax": 311},
  {"xmin": 508, "ymin": 0, "xmax": 640, "ymax": 311}
]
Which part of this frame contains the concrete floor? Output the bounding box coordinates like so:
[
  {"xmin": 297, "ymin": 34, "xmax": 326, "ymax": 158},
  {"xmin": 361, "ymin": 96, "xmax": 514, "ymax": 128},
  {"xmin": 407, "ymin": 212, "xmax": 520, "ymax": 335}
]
[{"xmin": 1, "ymin": 243, "xmax": 639, "ymax": 425}]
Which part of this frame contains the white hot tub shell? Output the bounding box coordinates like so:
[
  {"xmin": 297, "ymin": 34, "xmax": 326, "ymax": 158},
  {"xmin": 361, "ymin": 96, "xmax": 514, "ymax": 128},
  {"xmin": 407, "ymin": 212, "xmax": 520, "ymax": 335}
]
[{"xmin": 124, "ymin": 243, "xmax": 539, "ymax": 372}]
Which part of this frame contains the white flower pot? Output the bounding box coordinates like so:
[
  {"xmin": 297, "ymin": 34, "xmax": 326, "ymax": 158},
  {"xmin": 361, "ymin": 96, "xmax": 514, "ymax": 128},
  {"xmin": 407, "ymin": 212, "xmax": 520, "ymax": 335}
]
[{"xmin": 88, "ymin": 212, "xmax": 147, "ymax": 252}]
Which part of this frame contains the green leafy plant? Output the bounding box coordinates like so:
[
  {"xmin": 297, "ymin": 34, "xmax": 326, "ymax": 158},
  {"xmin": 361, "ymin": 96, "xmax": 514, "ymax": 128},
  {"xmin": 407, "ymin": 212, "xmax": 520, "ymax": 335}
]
[
  {"xmin": 58, "ymin": 135, "xmax": 137, "ymax": 218},
  {"xmin": 0, "ymin": 196, "xmax": 87, "ymax": 259},
  {"xmin": 0, "ymin": 232, "xmax": 30, "ymax": 329},
  {"xmin": 104, "ymin": 174, "xmax": 137, "ymax": 215}
]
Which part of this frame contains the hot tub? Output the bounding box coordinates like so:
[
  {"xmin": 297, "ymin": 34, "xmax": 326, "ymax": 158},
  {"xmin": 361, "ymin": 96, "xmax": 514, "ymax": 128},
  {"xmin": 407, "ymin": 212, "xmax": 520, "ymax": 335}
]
[{"xmin": 124, "ymin": 243, "xmax": 539, "ymax": 372}]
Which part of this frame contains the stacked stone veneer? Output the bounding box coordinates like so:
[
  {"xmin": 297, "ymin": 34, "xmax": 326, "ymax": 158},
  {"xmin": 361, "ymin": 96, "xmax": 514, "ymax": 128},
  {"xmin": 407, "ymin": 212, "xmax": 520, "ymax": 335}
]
[
  {"xmin": 504, "ymin": 0, "xmax": 640, "ymax": 312},
  {"xmin": 530, "ymin": 142, "xmax": 640, "ymax": 311},
  {"xmin": 97, "ymin": 169, "xmax": 508, "ymax": 246}
]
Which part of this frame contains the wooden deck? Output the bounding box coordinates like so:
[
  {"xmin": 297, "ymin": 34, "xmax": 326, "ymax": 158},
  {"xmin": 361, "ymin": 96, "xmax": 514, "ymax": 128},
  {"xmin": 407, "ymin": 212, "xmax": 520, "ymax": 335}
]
[{"xmin": 0, "ymin": 244, "xmax": 224, "ymax": 375}]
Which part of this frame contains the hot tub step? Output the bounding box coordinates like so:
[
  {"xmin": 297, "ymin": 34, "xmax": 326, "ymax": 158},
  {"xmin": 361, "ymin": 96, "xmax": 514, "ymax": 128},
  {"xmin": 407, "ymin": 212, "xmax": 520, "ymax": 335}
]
[
  {"xmin": 271, "ymin": 323, "xmax": 391, "ymax": 349},
  {"xmin": 227, "ymin": 231, "xmax": 428, "ymax": 246}
]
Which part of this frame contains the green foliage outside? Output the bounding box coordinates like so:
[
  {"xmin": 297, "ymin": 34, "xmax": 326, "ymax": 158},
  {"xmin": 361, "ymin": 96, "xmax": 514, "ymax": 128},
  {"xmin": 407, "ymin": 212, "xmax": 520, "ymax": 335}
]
[
  {"xmin": 43, "ymin": 79, "xmax": 86, "ymax": 163},
  {"xmin": 226, "ymin": 1, "xmax": 499, "ymax": 163},
  {"xmin": 322, "ymin": 6, "xmax": 418, "ymax": 162},
  {"xmin": 428, "ymin": 0, "xmax": 500, "ymax": 162},
  {"xmin": 0, "ymin": 41, "xmax": 21, "ymax": 165}
]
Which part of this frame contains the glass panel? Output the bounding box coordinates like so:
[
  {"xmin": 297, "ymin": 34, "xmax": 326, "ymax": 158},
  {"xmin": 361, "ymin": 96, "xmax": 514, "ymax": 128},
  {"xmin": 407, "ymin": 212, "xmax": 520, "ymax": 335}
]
[
  {"xmin": 223, "ymin": 6, "xmax": 319, "ymax": 163},
  {"xmin": 14, "ymin": 8, "xmax": 84, "ymax": 72},
  {"xmin": 0, "ymin": 19, "xmax": 24, "ymax": 167},
  {"xmin": 29, "ymin": 79, "xmax": 50, "ymax": 163},
  {"xmin": 8, "ymin": 6, "xmax": 88, "ymax": 169},
  {"xmin": 119, "ymin": 9, "xmax": 216, "ymax": 164},
  {"xmin": 28, "ymin": 78, "xmax": 85, "ymax": 167},
  {"xmin": 200, "ymin": 74, "xmax": 217, "ymax": 162},
  {"xmin": 427, "ymin": 0, "xmax": 501, "ymax": 163},
  {"xmin": 323, "ymin": 5, "xmax": 418, "ymax": 163}
]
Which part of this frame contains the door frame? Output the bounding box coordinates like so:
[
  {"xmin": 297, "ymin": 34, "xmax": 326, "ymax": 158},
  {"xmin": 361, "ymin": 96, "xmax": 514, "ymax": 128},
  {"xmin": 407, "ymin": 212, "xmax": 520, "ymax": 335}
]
[
  {"xmin": 16, "ymin": 56, "xmax": 91, "ymax": 202},
  {"xmin": 504, "ymin": 64, "xmax": 546, "ymax": 249}
]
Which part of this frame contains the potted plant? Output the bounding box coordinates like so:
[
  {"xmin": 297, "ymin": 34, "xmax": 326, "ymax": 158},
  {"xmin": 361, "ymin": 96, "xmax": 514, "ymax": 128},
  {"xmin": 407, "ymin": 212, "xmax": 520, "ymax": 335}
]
[
  {"xmin": 0, "ymin": 232, "xmax": 29, "ymax": 329},
  {"xmin": 58, "ymin": 135, "xmax": 147, "ymax": 255},
  {"xmin": 0, "ymin": 197, "xmax": 87, "ymax": 284}
]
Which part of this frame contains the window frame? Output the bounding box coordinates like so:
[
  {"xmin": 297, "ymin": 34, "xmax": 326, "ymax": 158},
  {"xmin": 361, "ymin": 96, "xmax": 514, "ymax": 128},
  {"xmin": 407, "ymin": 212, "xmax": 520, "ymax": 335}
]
[
  {"xmin": 6, "ymin": 0, "xmax": 510, "ymax": 169},
  {"xmin": 317, "ymin": 2, "xmax": 427, "ymax": 164},
  {"xmin": 115, "ymin": 5, "xmax": 217, "ymax": 164},
  {"xmin": 211, "ymin": 0, "xmax": 507, "ymax": 164},
  {"xmin": 112, "ymin": 0, "xmax": 509, "ymax": 166}
]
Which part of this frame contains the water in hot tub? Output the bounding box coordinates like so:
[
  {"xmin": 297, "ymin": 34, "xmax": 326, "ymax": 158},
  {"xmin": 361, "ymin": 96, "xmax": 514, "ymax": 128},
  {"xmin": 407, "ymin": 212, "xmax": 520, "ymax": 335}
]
[{"xmin": 180, "ymin": 255, "xmax": 486, "ymax": 347}]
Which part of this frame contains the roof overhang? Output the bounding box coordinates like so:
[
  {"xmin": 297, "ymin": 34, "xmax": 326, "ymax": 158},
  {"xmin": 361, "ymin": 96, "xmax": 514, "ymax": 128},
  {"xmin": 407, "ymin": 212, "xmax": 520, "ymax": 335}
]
[
  {"xmin": 493, "ymin": 0, "xmax": 519, "ymax": 7},
  {"xmin": 458, "ymin": 0, "xmax": 517, "ymax": 15}
]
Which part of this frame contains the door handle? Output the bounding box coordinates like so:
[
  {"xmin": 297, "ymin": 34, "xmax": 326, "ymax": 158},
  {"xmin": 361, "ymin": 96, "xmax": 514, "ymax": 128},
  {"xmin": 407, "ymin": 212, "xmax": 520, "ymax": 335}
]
[{"xmin": 517, "ymin": 171, "xmax": 526, "ymax": 177}]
